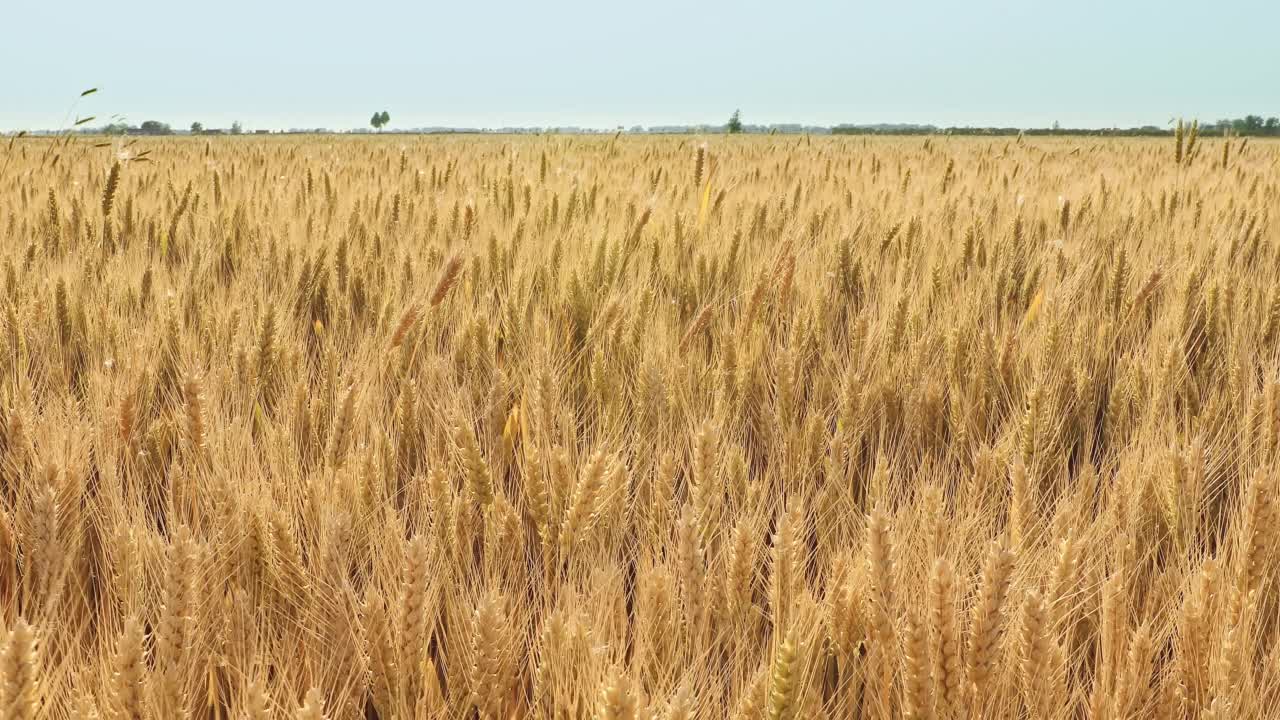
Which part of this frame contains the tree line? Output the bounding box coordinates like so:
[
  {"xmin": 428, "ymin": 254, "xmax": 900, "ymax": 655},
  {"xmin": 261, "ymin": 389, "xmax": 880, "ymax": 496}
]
[
  {"xmin": 833, "ymin": 116, "xmax": 1280, "ymax": 137},
  {"xmin": 53, "ymin": 111, "xmax": 1280, "ymax": 138},
  {"xmin": 97, "ymin": 120, "xmax": 245, "ymax": 136}
]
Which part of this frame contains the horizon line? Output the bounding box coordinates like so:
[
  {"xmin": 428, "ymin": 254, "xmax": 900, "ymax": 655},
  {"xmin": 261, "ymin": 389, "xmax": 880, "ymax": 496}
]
[{"xmin": 8, "ymin": 117, "xmax": 1277, "ymax": 137}]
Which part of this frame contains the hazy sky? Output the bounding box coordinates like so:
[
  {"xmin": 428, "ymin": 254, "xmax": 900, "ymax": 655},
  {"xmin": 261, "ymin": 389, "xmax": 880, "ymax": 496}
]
[{"xmin": 3, "ymin": 0, "xmax": 1277, "ymax": 131}]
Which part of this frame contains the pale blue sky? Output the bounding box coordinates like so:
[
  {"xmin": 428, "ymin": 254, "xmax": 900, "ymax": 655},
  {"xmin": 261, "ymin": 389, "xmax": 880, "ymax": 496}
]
[{"xmin": 3, "ymin": 0, "xmax": 1276, "ymax": 131}]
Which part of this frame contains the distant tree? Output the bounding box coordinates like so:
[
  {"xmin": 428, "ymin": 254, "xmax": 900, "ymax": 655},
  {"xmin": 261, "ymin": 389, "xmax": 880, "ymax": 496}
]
[
  {"xmin": 1052, "ymin": 120, "xmax": 1061, "ymax": 131},
  {"xmin": 1211, "ymin": 116, "xmax": 1279, "ymax": 136},
  {"xmin": 380, "ymin": 111, "xmax": 390, "ymax": 129},
  {"xmin": 190, "ymin": 121, "xmax": 203, "ymax": 134},
  {"xmin": 139, "ymin": 120, "xmax": 172, "ymax": 135},
  {"xmin": 103, "ymin": 122, "xmax": 130, "ymax": 135},
  {"xmin": 231, "ymin": 121, "xmax": 243, "ymax": 135},
  {"xmin": 371, "ymin": 111, "xmax": 391, "ymax": 132},
  {"xmin": 727, "ymin": 109, "xmax": 743, "ymax": 134}
]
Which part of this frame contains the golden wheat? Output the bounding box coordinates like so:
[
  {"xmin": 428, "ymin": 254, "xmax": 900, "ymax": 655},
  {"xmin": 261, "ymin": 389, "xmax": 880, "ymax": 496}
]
[{"xmin": 0, "ymin": 132, "xmax": 1276, "ymax": 718}]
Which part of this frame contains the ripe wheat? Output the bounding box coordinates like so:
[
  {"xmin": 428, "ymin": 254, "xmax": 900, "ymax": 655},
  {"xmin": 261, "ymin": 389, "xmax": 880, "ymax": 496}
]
[{"xmin": 0, "ymin": 131, "xmax": 1276, "ymax": 718}]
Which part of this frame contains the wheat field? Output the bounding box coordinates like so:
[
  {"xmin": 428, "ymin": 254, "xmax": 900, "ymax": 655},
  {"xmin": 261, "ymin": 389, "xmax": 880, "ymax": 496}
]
[{"xmin": 0, "ymin": 131, "xmax": 1277, "ymax": 719}]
